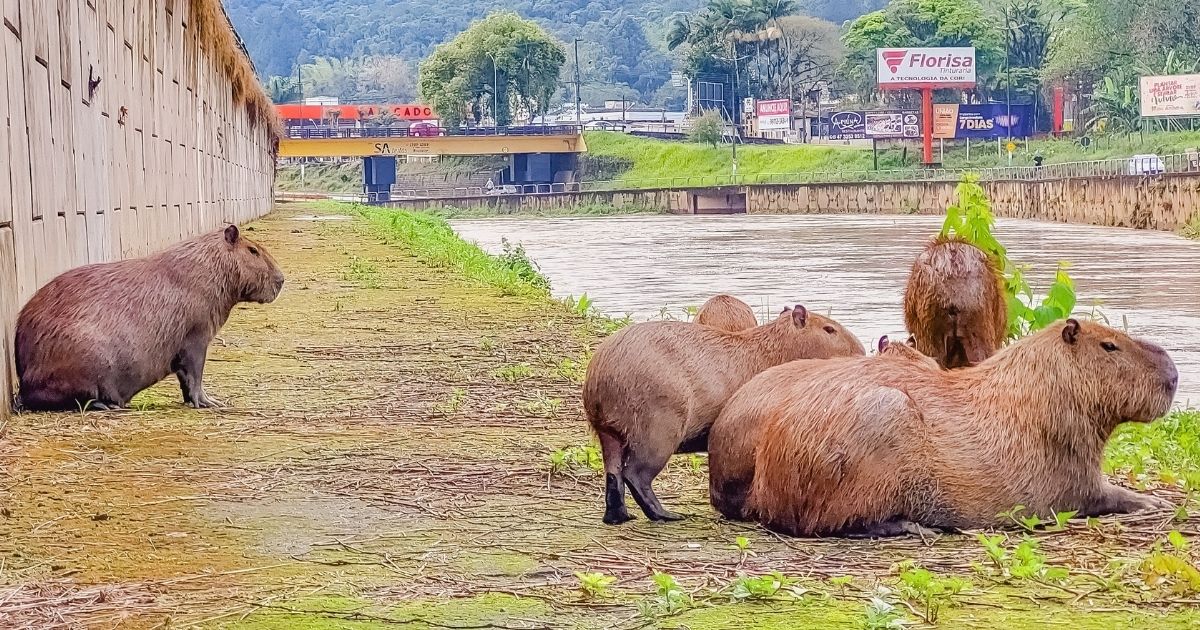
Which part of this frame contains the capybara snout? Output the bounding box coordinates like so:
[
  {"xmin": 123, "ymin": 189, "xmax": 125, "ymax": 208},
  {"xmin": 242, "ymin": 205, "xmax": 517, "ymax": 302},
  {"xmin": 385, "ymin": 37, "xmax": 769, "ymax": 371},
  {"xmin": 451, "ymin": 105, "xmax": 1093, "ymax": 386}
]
[{"xmin": 227, "ymin": 226, "xmax": 286, "ymax": 303}]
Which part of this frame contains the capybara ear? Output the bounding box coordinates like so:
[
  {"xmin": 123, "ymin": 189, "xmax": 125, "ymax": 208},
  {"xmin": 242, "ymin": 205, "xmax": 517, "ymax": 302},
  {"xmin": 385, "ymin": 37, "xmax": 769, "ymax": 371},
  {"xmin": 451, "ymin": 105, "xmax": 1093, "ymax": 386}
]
[
  {"xmin": 791, "ymin": 305, "xmax": 808, "ymax": 327},
  {"xmin": 905, "ymin": 334, "xmax": 917, "ymax": 348},
  {"xmin": 224, "ymin": 224, "xmax": 240, "ymax": 245},
  {"xmin": 878, "ymin": 335, "xmax": 890, "ymax": 353},
  {"xmin": 1062, "ymin": 318, "xmax": 1081, "ymax": 345}
]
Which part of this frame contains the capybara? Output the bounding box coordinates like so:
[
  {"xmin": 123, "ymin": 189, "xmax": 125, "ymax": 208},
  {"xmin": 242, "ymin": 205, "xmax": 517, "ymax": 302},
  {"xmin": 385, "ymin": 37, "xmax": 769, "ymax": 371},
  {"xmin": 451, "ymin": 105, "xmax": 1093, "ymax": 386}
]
[
  {"xmin": 695, "ymin": 294, "xmax": 757, "ymax": 332},
  {"xmin": 708, "ymin": 334, "xmax": 938, "ymax": 521},
  {"xmin": 583, "ymin": 305, "xmax": 865, "ymax": 524},
  {"xmin": 903, "ymin": 236, "xmax": 1006, "ymax": 369},
  {"xmin": 15, "ymin": 225, "xmax": 284, "ymax": 411},
  {"xmin": 747, "ymin": 319, "xmax": 1177, "ymax": 537}
]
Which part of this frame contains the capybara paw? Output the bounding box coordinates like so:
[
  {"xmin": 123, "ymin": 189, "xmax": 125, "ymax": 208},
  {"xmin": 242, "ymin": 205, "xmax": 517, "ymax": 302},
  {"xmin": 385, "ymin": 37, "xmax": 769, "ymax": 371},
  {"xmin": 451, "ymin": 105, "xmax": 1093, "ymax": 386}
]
[
  {"xmin": 648, "ymin": 510, "xmax": 686, "ymax": 522},
  {"xmin": 189, "ymin": 395, "xmax": 226, "ymax": 409},
  {"xmin": 1137, "ymin": 494, "xmax": 1173, "ymax": 512},
  {"xmin": 603, "ymin": 511, "xmax": 635, "ymax": 525}
]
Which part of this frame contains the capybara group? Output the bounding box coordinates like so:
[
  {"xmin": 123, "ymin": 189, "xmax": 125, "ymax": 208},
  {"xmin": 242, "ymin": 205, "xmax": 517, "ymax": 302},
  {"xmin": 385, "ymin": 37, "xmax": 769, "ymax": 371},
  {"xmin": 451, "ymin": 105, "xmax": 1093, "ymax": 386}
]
[
  {"xmin": 746, "ymin": 319, "xmax": 1176, "ymax": 537},
  {"xmin": 583, "ymin": 305, "xmax": 865, "ymax": 524},
  {"xmin": 695, "ymin": 294, "xmax": 757, "ymax": 331},
  {"xmin": 707, "ymin": 334, "xmax": 938, "ymax": 521},
  {"xmin": 904, "ymin": 236, "xmax": 1006, "ymax": 368},
  {"xmin": 15, "ymin": 225, "xmax": 285, "ymax": 411}
]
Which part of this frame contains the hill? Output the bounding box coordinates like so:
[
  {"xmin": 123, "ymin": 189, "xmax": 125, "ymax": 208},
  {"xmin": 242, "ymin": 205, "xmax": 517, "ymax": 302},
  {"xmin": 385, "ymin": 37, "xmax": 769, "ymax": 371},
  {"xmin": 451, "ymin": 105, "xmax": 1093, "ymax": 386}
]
[{"xmin": 225, "ymin": 0, "xmax": 886, "ymax": 104}]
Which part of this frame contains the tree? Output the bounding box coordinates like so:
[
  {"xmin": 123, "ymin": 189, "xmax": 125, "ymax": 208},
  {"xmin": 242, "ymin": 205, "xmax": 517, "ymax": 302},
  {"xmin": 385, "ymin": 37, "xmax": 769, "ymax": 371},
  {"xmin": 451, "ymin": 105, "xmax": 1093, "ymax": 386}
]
[
  {"xmin": 265, "ymin": 76, "xmax": 301, "ymax": 103},
  {"xmin": 842, "ymin": 0, "xmax": 1005, "ymax": 100},
  {"xmin": 689, "ymin": 109, "xmax": 726, "ymax": 147},
  {"xmin": 419, "ymin": 13, "xmax": 566, "ymax": 128}
]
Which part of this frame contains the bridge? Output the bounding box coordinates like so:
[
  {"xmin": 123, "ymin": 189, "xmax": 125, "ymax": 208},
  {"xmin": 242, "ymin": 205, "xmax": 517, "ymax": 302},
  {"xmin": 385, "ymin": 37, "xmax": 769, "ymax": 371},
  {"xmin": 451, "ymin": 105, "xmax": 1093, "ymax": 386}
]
[
  {"xmin": 277, "ymin": 125, "xmax": 587, "ymax": 158},
  {"xmin": 278, "ymin": 125, "xmax": 587, "ymax": 202}
]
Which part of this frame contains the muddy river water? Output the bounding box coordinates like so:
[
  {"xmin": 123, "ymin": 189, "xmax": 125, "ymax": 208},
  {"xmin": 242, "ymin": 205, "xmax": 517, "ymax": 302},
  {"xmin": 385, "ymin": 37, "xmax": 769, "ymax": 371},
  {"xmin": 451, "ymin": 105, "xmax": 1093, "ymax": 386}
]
[{"xmin": 452, "ymin": 214, "xmax": 1200, "ymax": 406}]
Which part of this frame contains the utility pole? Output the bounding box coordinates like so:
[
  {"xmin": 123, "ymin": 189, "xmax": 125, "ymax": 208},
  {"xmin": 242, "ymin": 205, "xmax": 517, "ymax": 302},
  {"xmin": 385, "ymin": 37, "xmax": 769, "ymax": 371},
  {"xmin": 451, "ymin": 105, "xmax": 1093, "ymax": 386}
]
[{"xmin": 573, "ymin": 38, "xmax": 583, "ymax": 129}]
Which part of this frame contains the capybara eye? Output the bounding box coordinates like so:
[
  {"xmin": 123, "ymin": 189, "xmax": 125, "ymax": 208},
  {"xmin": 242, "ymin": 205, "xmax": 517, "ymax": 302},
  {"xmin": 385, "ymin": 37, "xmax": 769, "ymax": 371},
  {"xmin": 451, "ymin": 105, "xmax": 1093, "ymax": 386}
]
[
  {"xmin": 1101, "ymin": 341, "xmax": 1119, "ymax": 352},
  {"xmin": 249, "ymin": 247, "xmax": 260, "ymax": 257},
  {"xmin": 823, "ymin": 325, "xmax": 836, "ymax": 334}
]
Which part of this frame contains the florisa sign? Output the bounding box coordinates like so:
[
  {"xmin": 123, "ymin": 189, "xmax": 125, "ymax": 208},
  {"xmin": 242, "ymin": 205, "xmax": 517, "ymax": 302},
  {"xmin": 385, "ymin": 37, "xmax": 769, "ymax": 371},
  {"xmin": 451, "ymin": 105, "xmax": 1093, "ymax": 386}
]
[{"xmin": 877, "ymin": 47, "xmax": 976, "ymax": 89}]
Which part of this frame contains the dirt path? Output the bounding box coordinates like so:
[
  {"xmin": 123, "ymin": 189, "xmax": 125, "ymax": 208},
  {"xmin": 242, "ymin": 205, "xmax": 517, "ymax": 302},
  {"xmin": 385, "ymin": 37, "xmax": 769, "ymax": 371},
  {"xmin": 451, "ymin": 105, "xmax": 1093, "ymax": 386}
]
[{"xmin": 1, "ymin": 202, "xmax": 1198, "ymax": 629}]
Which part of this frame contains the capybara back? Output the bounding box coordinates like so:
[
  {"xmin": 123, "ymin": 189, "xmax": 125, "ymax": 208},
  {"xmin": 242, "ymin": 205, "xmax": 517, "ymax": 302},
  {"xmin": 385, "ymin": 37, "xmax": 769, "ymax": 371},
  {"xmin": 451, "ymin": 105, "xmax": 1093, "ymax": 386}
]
[
  {"xmin": 696, "ymin": 294, "xmax": 757, "ymax": 332},
  {"xmin": 903, "ymin": 236, "xmax": 1006, "ymax": 369}
]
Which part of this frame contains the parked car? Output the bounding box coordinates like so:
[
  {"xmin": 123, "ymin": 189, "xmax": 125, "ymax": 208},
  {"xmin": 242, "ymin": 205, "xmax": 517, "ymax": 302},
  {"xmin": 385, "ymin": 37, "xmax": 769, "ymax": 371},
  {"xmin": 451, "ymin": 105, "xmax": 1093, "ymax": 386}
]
[
  {"xmin": 409, "ymin": 122, "xmax": 440, "ymax": 137},
  {"xmin": 1128, "ymin": 154, "xmax": 1166, "ymax": 175}
]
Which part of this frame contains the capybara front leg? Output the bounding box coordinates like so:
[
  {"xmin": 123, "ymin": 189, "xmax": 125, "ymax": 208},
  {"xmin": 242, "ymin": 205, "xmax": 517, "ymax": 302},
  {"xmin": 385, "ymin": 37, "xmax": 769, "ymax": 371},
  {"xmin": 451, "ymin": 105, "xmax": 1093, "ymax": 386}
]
[
  {"xmin": 597, "ymin": 431, "xmax": 633, "ymax": 525},
  {"xmin": 846, "ymin": 518, "xmax": 943, "ymax": 539},
  {"xmin": 1086, "ymin": 484, "xmax": 1172, "ymax": 516},
  {"xmin": 174, "ymin": 342, "xmax": 223, "ymax": 408},
  {"xmin": 624, "ymin": 453, "xmax": 684, "ymax": 522}
]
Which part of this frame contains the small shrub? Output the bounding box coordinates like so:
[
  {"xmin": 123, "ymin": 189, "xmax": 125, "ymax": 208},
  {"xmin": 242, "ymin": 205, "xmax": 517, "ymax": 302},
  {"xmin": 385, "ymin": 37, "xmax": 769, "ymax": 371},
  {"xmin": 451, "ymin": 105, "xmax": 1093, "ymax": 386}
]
[
  {"xmin": 548, "ymin": 444, "xmax": 604, "ymax": 475},
  {"xmin": 688, "ymin": 109, "xmax": 725, "ymax": 148},
  {"xmin": 896, "ymin": 566, "xmax": 969, "ymax": 623},
  {"xmin": 497, "ymin": 238, "xmax": 551, "ymax": 291},
  {"xmin": 940, "ymin": 177, "xmax": 1077, "ymax": 338},
  {"xmin": 1180, "ymin": 214, "xmax": 1200, "ymax": 240}
]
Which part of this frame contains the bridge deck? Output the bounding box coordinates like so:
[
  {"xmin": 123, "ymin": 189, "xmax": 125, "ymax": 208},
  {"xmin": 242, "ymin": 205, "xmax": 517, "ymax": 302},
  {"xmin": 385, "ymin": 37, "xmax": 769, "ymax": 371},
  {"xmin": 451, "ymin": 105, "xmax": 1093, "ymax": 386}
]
[{"xmin": 277, "ymin": 125, "xmax": 587, "ymax": 157}]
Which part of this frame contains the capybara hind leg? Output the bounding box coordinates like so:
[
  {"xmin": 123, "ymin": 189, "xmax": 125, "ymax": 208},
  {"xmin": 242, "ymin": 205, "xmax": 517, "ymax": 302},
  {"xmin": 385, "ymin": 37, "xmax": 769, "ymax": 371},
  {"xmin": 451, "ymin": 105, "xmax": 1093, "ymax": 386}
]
[
  {"xmin": 597, "ymin": 431, "xmax": 633, "ymax": 524},
  {"xmin": 173, "ymin": 341, "xmax": 223, "ymax": 408},
  {"xmin": 1086, "ymin": 484, "xmax": 1172, "ymax": 516},
  {"xmin": 625, "ymin": 453, "xmax": 684, "ymax": 522}
]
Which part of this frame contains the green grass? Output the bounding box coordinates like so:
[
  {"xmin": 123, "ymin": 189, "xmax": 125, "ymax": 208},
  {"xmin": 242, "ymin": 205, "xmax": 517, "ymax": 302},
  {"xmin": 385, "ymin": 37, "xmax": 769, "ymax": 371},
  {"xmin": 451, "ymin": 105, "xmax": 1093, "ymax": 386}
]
[
  {"xmin": 1105, "ymin": 410, "xmax": 1200, "ymax": 494},
  {"xmin": 581, "ymin": 130, "xmax": 1200, "ymax": 187},
  {"xmin": 343, "ymin": 202, "xmax": 551, "ymax": 298},
  {"xmin": 275, "ymin": 162, "xmax": 362, "ymax": 194},
  {"xmin": 422, "ymin": 202, "xmax": 663, "ymax": 219},
  {"xmin": 583, "ymin": 131, "xmax": 879, "ymax": 185}
]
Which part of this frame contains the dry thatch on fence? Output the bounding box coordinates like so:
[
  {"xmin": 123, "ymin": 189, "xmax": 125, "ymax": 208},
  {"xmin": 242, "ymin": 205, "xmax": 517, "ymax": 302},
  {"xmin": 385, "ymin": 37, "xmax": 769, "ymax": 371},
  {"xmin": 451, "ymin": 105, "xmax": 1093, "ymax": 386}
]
[{"xmin": 194, "ymin": 0, "xmax": 282, "ymax": 139}]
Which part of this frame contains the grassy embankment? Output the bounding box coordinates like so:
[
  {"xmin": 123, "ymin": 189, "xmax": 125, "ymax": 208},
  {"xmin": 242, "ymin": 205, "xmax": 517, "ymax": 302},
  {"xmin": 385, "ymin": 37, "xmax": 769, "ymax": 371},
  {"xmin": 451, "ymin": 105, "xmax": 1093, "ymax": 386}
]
[{"xmin": 2, "ymin": 200, "xmax": 1199, "ymax": 628}]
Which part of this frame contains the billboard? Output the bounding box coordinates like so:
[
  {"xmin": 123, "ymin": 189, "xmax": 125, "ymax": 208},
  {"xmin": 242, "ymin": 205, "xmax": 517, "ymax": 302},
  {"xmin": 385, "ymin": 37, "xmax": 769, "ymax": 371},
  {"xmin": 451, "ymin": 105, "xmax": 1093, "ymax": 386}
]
[
  {"xmin": 818, "ymin": 110, "xmax": 921, "ymax": 140},
  {"xmin": 932, "ymin": 104, "xmax": 1034, "ymax": 138},
  {"xmin": 877, "ymin": 47, "xmax": 976, "ymax": 89},
  {"xmin": 756, "ymin": 99, "xmax": 792, "ymax": 130},
  {"xmin": 1140, "ymin": 74, "xmax": 1200, "ymax": 117}
]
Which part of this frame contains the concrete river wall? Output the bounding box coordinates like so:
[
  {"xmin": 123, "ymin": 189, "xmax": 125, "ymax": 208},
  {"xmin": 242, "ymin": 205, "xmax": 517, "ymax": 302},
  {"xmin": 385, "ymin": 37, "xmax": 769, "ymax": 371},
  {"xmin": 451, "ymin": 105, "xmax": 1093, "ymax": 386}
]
[{"xmin": 391, "ymin": 172, "xmax": 1200, "ymax": 232}]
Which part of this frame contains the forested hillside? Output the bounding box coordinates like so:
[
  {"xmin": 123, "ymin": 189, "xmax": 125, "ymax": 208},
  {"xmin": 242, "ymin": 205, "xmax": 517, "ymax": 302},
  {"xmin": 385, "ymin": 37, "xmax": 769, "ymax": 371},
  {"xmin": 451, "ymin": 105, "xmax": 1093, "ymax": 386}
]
[{"xmin": 225, "ymin": 0, "xmax": 886, "ymax": 104}]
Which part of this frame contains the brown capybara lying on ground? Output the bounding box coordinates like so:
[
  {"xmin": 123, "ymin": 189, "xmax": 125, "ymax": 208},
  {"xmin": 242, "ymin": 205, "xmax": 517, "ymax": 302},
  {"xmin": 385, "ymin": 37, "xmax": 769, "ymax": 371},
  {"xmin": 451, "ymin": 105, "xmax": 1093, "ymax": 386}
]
[
  {"xmin": 583, "ymin": 305, "xmax": 864, "ymax": 524},
  {"xmin": 16, "ymin": 225, "xmax": 284, "ymax": 411},
  {"xmin": 696, "ymin": 294, "xmax": 757, "ymax": 331},
  {"xmin": 904, "ymin": 236, "xmax": 1006, "ymax": 369},
  {"xmin": 746, "ymin": 319, "xmax": 1177, "ymax": 537},
  {"xmin": 708, "ymin": 334, "xmax": 938, "ymax": 521}
]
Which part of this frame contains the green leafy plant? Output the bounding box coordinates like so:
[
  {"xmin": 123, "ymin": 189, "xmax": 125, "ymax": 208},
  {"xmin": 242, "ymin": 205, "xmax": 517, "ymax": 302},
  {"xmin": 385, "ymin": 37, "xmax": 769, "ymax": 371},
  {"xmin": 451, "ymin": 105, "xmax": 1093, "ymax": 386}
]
[
  {"xmin": 576, "ymin": 571, "xmax": 617, "ymax": 599},
  {"xmin": 729, "ymin": 572, "xmax": 795, "ymax": 601},
  {"xmin": 1142, "ymin": 532, "xmax": 1200, "ymax": 595},
  {"xmin": 497, "ymin": 238, "xmax": 550, "ymax": 291},
  {"xmin": 548, "ymin": 444, "xmax": 604, "ymax": 475},
  {"xmin": 897, "ymin": 566, "xmax": 969, "ymax": 624},
  {"xmin": 688, "ymin": 109, "xmax": 725, "ymax": 148},
  {"xmin": 431, "ymin": 388, "xmax": 467, "ymax": 414},
  {"xmin": 344, "ymin": 255, "xmax": 382, "ymax": 289},
  {"xmin": 518, "ymin": 392, "xmax": 562, "ymax": 416},
  {"xmin": 641, "ymin": 571, "xmax": 691, "ymax": 616},
  {"xmin": 941, "ymin": 177, "xmax": 1077, "ymax": 339},
  {"xmin": 555, "ymin": 357, "xmax": 587, "ymax": 383},
  {"xmin": 478, "ymin": 337, "xmax": 496, "ymax": 353},
  {"xmin": 493, "ymin": 363, "xmax": 532, "ymax": 382}
]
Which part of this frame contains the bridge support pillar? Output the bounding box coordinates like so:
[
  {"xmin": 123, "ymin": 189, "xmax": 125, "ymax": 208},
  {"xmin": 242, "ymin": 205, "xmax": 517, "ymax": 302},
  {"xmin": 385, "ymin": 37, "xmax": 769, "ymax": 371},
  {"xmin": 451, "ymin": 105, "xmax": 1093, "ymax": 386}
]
[
  {"xmin": 363, "ymin": 156, "xmax": 397, "ymax": 203},
  {"xmin": 506, "ymin": 153, "xmax": 579, "ymax": 186}
]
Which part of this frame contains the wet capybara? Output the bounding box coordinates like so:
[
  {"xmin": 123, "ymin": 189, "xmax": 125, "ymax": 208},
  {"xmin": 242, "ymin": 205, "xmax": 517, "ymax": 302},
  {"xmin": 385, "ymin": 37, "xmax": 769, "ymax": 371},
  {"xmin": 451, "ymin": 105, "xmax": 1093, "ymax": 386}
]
[
  {"xmin": 583, "ymin": 305, "xmax": 865, "ymax": 524},
  {"xmin": 903, "ymin": 236, "xmax": 1006, "ymax": 369},
  {"xmin": 707, "ymin": 334, "xmax": 938, "ymax": 521},
  {"xmin": 747, "ymin": 319, "xmax": 1177, "ymax": 537},
  {"xmin": 695, "ymin": 294, "xmax": 757, "ymax": 332},
  {"xmin": 15, "ymin": 225, "xmax": 285, "ymax": 411}
]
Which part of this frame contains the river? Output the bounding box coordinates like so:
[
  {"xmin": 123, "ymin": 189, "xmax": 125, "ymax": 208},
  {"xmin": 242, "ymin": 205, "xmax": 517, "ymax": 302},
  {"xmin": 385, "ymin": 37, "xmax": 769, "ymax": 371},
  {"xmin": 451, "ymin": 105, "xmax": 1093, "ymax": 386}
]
[{"xmin": 452, "ymin": 214, "xmax": 1200, "ymax": 406}]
